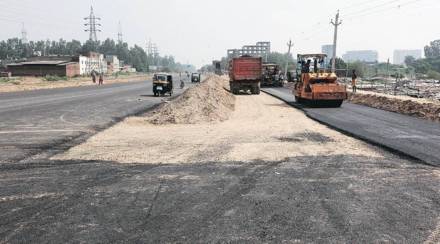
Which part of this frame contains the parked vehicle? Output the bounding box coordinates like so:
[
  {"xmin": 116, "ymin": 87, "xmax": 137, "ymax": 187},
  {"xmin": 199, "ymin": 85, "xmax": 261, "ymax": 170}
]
[
  {"xmin": 229, "ymin": 56, "xmax": 262, "ymax": 95},
  {"xmin": 153, "ymin": 73, "xmax": 173, "ymax": 97},
  {"xmin": 191, "ymin": 73, "xmax": 201, "ymax": 83},
  {"xmin": 262, "ymin": 63, "xmax": 283, "ymax": 87}
]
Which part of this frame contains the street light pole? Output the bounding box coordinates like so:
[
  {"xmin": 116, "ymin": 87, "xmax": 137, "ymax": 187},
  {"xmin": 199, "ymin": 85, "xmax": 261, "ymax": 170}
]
[
  {"xmin": 285, "ymin": 39, "xmax": 293, "ymax": 78},
  {"xmin": 331, "ymin": 10, "xmax": 342, "ymax": 73}
]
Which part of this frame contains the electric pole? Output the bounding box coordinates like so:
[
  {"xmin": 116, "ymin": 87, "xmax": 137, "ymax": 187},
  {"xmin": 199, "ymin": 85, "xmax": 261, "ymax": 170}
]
[
  {"xmin": 117, "ymin": 21, "xmax": 123, "ymax": 44},
  {"xmin": 330, "ymin": 10, "xmax": 342, "ymax": 73},
  {"xmin": 84, "ymin": 6, "xmax": 101, "ymax": 42},
  {"xmin": 21, "ymin": 22, "xmax": 28, "ymax": 44},
  {"xmin": 285, "ymin": 39, "xmax": 293, "ymax": 78}
]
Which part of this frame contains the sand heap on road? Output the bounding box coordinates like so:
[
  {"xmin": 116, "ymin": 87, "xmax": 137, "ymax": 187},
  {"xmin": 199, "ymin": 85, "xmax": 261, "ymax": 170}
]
[
  {"xmin": 349, "ymin": 92, "xmax": 440, "ymax": 122},
  {"xmin": 145, "ymin": 75, "xmax": 235, "ymax": 124}
]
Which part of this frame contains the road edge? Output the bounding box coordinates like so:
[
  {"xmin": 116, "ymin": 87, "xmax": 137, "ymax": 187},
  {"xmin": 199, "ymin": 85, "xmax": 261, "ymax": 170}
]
[{"xmin": 261, "ymin": 89, "xmax": 436, "ymax": 168}]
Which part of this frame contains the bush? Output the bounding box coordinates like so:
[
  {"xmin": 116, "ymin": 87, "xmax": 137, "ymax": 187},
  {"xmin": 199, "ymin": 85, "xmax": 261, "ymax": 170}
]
[
  {"xmin": 427, "ymin": 70, "xmax": 440, "ymax": 80},
  {"xmin": 44, "ymin": 75, "xmax": 68, "ymax": 81},
  {"xmin": 0, "ymin": 77, "xmax": 9, "ymax": 83}
]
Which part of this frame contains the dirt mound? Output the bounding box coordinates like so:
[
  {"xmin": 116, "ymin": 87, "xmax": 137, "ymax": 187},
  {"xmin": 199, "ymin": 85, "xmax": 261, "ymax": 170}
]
[
  {"xmin": 145, "ymin": 75, "xmax": 235, "ymax": 124},
  {"xmin": 349, "ymin": 93, "xmax": 440, "ymax": 122}
]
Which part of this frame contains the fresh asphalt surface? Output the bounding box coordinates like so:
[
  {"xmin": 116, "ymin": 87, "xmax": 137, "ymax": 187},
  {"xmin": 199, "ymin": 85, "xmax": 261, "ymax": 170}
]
[
  {"xmin": 0, "ymin": 78, "xmax": 191, "ymax": 164},
  {"xmin": 262, "ymin": 87, "xmax": 440, "ymax": 167},
  {"xmin": 1, "ymin": 79, "xmax": 440, "ymax": 243}
]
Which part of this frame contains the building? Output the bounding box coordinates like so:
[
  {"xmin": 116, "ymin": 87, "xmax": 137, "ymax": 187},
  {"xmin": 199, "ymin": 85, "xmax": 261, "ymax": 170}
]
[
  {"xmin": 7, "ymin": 61, "xmax": 80, "ymax": 77},
  {"xmin": 106, "ymin": 55, "xmax": 120, "ymax": 74},
  {"xmin": 393, "ymin": 49, "xmax": 422, "ymax": 65},
  {"xmin": 342, "ymin": 50, "xmax": 378, "ymax": 63},
  {"xmin": 321, "ymin": 45, "xmax": 334, "ymax": 58},
  {"xmin": 227, "ymin": 42, "xmax": 271, "ymax": 59},
  {"xmin": 79, "ymin": 52, "xmax": 107, "ymax": 75}
]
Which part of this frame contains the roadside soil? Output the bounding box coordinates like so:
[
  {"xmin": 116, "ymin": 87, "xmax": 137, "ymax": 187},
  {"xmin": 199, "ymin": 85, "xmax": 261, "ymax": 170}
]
[
  {"xmin": 55, "ymin": 91, "xmax": 386, "ymax": 164},
  {"xmin": 349, "ymin": 90, "xmax": 440, "ymax": 122},
  {"xmin": 0, "ymin": 73, "xmax": 149, "ymax": 93}
]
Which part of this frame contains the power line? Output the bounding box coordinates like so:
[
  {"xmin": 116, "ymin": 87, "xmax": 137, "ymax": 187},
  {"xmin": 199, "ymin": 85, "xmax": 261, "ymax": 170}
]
[{"xmin": 84, "ymin": 6, "xmax": 101, "ymax": 42}]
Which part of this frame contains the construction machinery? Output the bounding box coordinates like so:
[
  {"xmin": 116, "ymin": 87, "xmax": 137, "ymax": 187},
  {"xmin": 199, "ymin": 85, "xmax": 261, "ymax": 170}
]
[
  {"xmin": 229, "ymin": 56, "xmax": 262, "ymax": 95},
  {"xmin": 293, "ymin": 54, "xmax": 347, "ymax": 107},
  {"xmin": 153, "ymin": 73, "xmax": 173, "ymax": 97},
  {"xmin": 261, "ymin": 63, "xmax": 284, "ymax": 87}
]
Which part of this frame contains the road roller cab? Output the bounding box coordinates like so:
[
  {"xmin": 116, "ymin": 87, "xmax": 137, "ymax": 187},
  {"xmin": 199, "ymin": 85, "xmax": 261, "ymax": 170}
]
[{"xmin": 293, "ymin": 54, "xmax": 347, "ymax": 107}]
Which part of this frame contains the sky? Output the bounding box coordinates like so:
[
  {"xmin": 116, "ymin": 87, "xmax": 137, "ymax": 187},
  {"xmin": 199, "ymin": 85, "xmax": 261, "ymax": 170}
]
[{"xmin": 0, "ymin": 0, "xmax": 439, "ymax": 67}]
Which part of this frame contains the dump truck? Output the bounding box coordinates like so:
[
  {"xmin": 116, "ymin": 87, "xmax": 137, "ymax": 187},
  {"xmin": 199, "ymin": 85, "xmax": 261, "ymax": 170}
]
[
  {"xmin": 229, "ymin": 56, "xmax": 262, "ymax": 95},
  {"xmin": 293, "ymin": 54, "xmax": 347, "ymax": 107},
  {"xmin": 262, "ymin": 63, "xmax": 283, "ymax": 87}
]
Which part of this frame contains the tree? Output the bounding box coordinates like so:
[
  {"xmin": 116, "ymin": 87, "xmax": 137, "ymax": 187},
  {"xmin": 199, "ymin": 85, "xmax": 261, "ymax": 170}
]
[{"xmin": 424, "ymin": 40, "xmax": 440, "ymax": 59}]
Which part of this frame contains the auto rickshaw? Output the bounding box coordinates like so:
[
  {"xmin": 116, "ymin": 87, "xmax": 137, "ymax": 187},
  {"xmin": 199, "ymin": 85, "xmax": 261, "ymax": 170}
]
[
  {"xmin": 191, "ymin": 73, "xmax": 201, "ymax": 83},
  {"xmin": 153, "ymin": 73, "xmax": 173, "ymax": 96}
]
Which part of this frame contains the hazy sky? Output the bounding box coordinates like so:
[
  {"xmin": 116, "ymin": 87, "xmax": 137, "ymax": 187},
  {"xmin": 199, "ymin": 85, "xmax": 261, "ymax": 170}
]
[{"xmin": 0, "ymin": 0, "xmax": 439, "ymax": 67}]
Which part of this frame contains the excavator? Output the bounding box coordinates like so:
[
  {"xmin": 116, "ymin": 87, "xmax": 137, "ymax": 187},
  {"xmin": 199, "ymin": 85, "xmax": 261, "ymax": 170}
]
[{"xmin": 293, "ymin": 54, "xmax": 347, "ymax": 107}]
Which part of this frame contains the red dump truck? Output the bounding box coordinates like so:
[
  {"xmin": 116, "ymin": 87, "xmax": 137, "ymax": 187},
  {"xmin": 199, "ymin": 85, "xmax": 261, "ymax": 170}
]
[{"xmin": 229, "ymin": 56, "xmax": 262, "ymax": 95}]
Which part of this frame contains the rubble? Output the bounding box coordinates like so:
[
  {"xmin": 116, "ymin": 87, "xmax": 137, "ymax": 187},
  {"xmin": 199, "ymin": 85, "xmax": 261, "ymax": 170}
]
[
  {"xmin": 348, "ymin": 92, "xmax": 440, "ymax": 122},
  {"xmin": 144, "ymin": 75, "xmax": 235, "ymax": 124}
]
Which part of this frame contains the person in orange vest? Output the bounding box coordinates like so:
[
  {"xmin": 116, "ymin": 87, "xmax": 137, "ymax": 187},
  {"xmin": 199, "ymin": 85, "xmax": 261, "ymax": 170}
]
[{"xmin": 351, "ymin": 70, "xmax": 357, "ymax": 93}]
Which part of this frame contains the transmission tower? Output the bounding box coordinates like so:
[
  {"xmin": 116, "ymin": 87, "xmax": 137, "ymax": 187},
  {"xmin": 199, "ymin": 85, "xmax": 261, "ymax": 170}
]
[
  {"xmin": 84, "ymin": 6, "xmax": 101, "ymax": 42},
  {"xmin": 21, "ymin": 22, "xmax": 28, "ymax": 44},
  {"xmin": 117, "ymin": 21, "xmax": 123, "ymax": 43}
]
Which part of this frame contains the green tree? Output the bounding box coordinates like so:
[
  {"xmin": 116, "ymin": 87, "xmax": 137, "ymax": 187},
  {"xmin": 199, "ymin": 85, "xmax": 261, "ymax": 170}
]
[{"xmin": 424, "ymin": 40, "xmax": 440, "ymax": 58}]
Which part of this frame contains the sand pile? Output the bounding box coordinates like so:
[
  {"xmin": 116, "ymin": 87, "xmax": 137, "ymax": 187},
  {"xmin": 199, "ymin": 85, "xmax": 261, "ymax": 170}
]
[
  {"xmin": 349, "ymin": 93, "xmax": 440, "ymax": 122},
  {"xmin": 145, "ymin": 75, "xmax": 235, "ymax": 124}
]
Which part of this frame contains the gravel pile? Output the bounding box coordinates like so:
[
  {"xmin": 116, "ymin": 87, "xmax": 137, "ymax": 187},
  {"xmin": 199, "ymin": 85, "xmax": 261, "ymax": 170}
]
[
  {"xmin": 145, "ymin": 75, "xmax": 235, "ymax": 124},
  {"xmin": 349, "ymin": 93, "xmax": 440, "ymax": 122}
]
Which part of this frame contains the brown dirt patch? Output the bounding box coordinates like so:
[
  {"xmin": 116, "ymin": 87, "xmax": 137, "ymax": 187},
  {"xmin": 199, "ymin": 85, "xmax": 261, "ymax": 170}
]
[
  {"xmin": 348, "ymin": 92, "xmax": 440, "ymax": 122},
  {"xmin": 142, "ymin": 75, "xmax": 235, "ymax": 124}
]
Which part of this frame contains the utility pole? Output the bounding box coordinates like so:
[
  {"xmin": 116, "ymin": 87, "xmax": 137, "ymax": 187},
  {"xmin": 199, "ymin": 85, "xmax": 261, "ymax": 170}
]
[
  {"xmin": 330, "ymin": 10, "xmax": 342, "ymax": 73},
  {"xmin": 117, "ymin": 21, "xmax": 123, "ymax": 44},
  {"xmin": 21, "ymin": 22, "xmax": 28, "ymax": 44},
  {"xmin": 84, "ymin": 6, "xmax": 101, "ymax": 42},
  {"xmin": 284, "ymin": 39, "xmax": 293, "ymax": 78}
]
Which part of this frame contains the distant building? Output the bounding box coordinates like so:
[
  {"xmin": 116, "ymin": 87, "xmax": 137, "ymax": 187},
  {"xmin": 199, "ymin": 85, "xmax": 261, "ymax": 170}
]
[
  {"xmin": 342, "ymin": 50, "xmax": 378, "ymax": 63},
  {"xmin": 227, "ymin": 42, "xmax": 271, "ymax": 59},
  {"xmin": 79, "ymin": 52, "xmax": 107, "ymax": 75},
  {"xmin": 7, "ymin": 61, "xmax": 80, "ymax": 78},
  {"xmin": 321, "ymin": 45, "xmax": 334, "ymax": 58},
  {"xmin": 393, "ymin": 49, "xmax": 422, "ymax": 65},
  {"xmin": 7, "ymin": 56, "xmax": 80, "ymax": 77},
  {"xmin": 106, "ymin": 55, "xmax": 120, "ymax": 74}
]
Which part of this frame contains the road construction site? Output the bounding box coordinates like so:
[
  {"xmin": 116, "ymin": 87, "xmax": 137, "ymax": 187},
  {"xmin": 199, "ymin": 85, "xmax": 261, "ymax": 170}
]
[{"xmin": 1, "ymin": 75, "xmax": 440, "ymax": 243}]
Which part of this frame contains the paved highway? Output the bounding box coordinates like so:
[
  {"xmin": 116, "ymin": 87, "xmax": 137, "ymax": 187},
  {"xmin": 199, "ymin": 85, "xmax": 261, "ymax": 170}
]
[
  {"xmin": 262, "ymin": 87, "xmax": 440, "ymax": 166},
  {"xmin": 0, "ymin": 79, "xmax": 191, "ymax": 164}
]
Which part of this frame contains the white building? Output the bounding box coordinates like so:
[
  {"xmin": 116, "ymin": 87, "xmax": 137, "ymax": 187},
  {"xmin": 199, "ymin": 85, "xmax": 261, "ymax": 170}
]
[
  {"xmin": 79, "ymin": 52, "xmax": 107, "ymax": 75},
  {"xmin": 393, "ymin": 49, "xmax": 422, "ymax": 65},
  {"xmin": 105, "ymin": 55, "xmax": 120, "ymax": 73},
  {"xmin": 342, "ymin": 50, "xmax": 378, "ymax": 63}
]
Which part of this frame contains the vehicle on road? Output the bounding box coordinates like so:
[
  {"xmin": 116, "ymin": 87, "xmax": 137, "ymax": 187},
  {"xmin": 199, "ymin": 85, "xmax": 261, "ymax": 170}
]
[
  {"xmin": 229, "ymin": 55, "xmax": 262, "ymax": 95},
  {"xmin": 191, "ymin": 73, "xmax": 201, "ymax": 83},
  {"xmin": 153, "ymin": 73, "xmax": 173, "ymax": 97},
  {"xmin": 213, "ymin": 60, "xmax": 223, "ymax": 76},
  {"xmin": 293, "ymin": 54, "xmax": 347, "ymax": 107},
  {"xmin": 262, "ymin": 63, "xmax": 284, "ymax": 87}
]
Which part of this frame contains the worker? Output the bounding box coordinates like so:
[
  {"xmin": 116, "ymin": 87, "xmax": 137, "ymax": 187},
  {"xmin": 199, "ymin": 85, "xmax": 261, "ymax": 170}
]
[
  {"xmin": 351, "ymin": 70, "xmax": 357, "ymax": 93},
  {"xmin": 91, "ymin": 71, "xmax": 96, "ymax": 83},
  {"xmin": 99, "ymin": 73, "xmax": 104, "ymax": 86},
  {"xmin": 305, "ymin": 60, "xmax": 311, "ymax": 73},
  {"xmin": 313, "ymin": 59, "xmax": 318, "ymax": 73}
]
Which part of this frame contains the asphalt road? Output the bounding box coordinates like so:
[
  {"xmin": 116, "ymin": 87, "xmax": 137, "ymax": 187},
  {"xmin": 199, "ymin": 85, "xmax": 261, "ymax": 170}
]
[
  {"xmin": 0, "ymin": 80, "xmax": 439, "ymax": 243},
  {"xmin": 0, "ymin": 78, "xmax": 191, "ymax": 164},
  {"xmin": 262, "ymin": 87, "xmax": 440, "ymax": 167}
]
